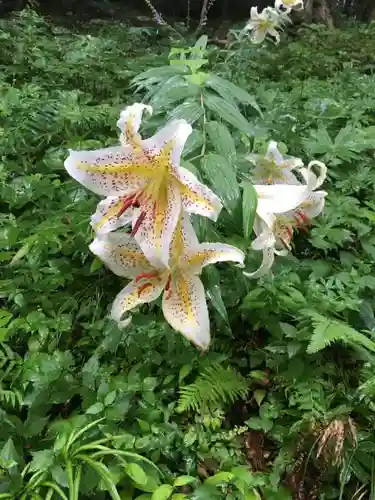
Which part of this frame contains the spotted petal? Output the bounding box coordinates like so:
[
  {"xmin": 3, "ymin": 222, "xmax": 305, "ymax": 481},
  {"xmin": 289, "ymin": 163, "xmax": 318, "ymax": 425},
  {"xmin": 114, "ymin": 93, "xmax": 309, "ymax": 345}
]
[
  {"xmin": 183, "ymin": 243, "xmax": 245, "ymax": 274},
  {"xmin": 64, "ymin": 146, "xmax": 155, "ymax": 197},
  {"xmin": 132, "ymin": 180, "xmax": 182, "ymax": 268},
  {"xmin": 142, "ymin": 120, "xmax": 192, "ymax": 167},
  {"xmin": 162, "ymin": 272, "xmax": 210, "ymax": 350},
  {"xmin": 89, "ymin": 232, "xmax": 154, "ymax": 279},
  {"xmin": 117, "ymin": 103, "xmax": 152, "ymax": 148},
  {"xmin": 111, "ymin": 276, "xmax": 166, "ymax": 324},
  {"xmin": 243, "ymin": 246, "xmax": 275, "ymax": 280},
  {"xmin": 91, "ymin": 196, "xmax": 132, "ymax": 234},
  {"xmin": 171, "ymin": 213, "xmax": 200, "ymax": 264},
  {"xmin": 298, "ymin": 190, "xmax": 328, "ymax": 219},
  {"xmin": 175, "ymin": 167, "xmax": 223, "ymax": 221}
]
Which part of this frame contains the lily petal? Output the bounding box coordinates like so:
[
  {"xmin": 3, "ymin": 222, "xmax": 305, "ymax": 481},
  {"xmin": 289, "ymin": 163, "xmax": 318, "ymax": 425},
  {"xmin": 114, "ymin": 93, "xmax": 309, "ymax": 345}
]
[
  {"xmin": 171, "ymin": 213, "xmax": 200, "ymax": 262},
  {"xmin": 162, "ymin": 272, "xmax": 210, "ymax": 350},
  {"xmin": 298, "ymin": 190, "xmax": 328, "ymax": 219},
  {"xmin": 251, "ymin": 28, "xmax": 267, "ymax": 44},
  {"xmin": 111, "ymin": 276, "xmax": 166, "ymax": 324},
  {"xmin": 89, "ymin": 232, "xmax": 153, "ymax": 279},
  {"xmin": 132, "ymin": 180, "xmax": 182, "ymax": 268},
  {"xmin": 243, "ymin": 246, "xmax": 275, "ymax": 280},
  {"xmin": 91, "ymin": 196, "xmax": 132, "ymax": 234},
  {"xmin": 256, "ymin": 185, "xmax": 308, "ymax": 215},
  {"xmin": 184, "ymin": 243, "xmax": 245, "ymax": 274},
  {"xmin": 142, "ymin": 119, "xmax": 192, "ymax": 166},
  {"xmin": 175, "ymin": 167, "xmax": 223, "ymax": 221},
  {"xmin": 266, "ymin": 141, "xmax": 283, "ymax": 164},
  {"xmin": 303, "ymin": 160, "xmax": 327, "ymax": 189},
  {"xmin": 64, "ymin": 146, "xmax": 154, "ymax": 196},
  {"xmin": 117, "ymin": 103, "xmax": 152, "ymax": 148}
]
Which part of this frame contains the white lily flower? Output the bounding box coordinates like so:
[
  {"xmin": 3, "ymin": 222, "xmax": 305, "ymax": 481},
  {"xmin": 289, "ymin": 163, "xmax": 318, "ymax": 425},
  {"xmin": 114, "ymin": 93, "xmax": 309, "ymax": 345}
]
[
  {"xmin": 248, "ymin": 141, "xmax": 303, "ymax": 185},
  {"xmin": 275, "ymin": 0, "xmax": 304, "ymax": 12},
  {"xmin": 65, "ymin": 103, "xmax": 222, "ymax": 268},
  {"xmin": 255, "ymin": 184, "xmax": 309, "ymax": 216},
  {"xmin": 89, "ymin": 214, "xmax": 245, "ymax": 351},
  {"xmin": 243, "ymin": 211, "xmax": 296, "ymax": 279},
  {"xmin": 290, "ymin": 160, "xmax": 328, "ymax": 222},
  {"xmin": 243, "ymin": 7, "xmax": 283, "ymax": 44},
  {"xmin": 245, "ymin": 164, "xmax": 328, "ymax": 280}
]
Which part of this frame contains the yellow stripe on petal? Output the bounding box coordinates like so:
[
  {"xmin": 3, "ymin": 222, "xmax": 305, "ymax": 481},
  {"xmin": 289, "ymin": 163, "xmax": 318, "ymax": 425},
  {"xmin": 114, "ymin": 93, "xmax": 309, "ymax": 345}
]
[
  {"xmin": 89, "ymin": 232, "xmax": 154, "ymax": 279},
  {"xmin": 174, "ymin": 167, "xmax": 223, "ymax": 221},
  {"xmin": 184, "ymin": 243, "xmax": 245, "ymax": 274},
  {"xmin": 132, "ymin": 181, "xmax": 182, "ymax": 268},
  {"xmin": 111, "ymin": 277, "xmax": 166, "ymax": 324},
  {"xmin": 170, "ymin": 213, "xmax": 200, "ymax": 265},
  {"xmin": 162, "ymin": 272, "xmax": 210, "ymax": 350},
  {"xmin": 64, "ymin": 146, "xmax": 156, "ymax": 197},
  {"xmin": 91, "ymin": 197, "xmax": 133, "ymax": 234}
]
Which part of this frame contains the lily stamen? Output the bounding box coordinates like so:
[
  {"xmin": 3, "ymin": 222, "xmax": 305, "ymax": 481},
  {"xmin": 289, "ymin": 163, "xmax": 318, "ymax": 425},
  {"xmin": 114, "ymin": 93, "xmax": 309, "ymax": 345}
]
[
  {"xmin": 135, "ymin": 272, "xmax": 158, "ymax": 283},
  {"xmin": 131, "ymin": 211, "xmax": 147, "ymax": 236}
]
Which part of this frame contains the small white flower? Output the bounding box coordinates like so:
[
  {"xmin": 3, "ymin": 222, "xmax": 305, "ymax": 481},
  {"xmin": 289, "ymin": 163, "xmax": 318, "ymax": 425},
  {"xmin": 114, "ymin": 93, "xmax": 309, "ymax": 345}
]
[
  {"xmin": 243, "ymin": 6, "xmax": 284, "ymax": 44},
  {"xmin": 275, "ymin": 0, "xmax": 304, "ymax": 13},
  {"xmin": 247, "ymin": 141, "xmax": 303, "ymax": 185}
]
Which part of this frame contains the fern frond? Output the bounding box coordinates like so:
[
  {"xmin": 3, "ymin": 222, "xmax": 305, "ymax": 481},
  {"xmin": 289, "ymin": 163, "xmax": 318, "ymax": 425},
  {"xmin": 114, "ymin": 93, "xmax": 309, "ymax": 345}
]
[
  {"xmin": 307, "ymin": 312, "xmax": 375, "ymax": 354},
  {"xmin": 177, "ymin": 362, "xmax": 249, "ymax": 413},
  {"xmin": 0, "ymin": 386, "xmax": 23, "ymax": 408}
]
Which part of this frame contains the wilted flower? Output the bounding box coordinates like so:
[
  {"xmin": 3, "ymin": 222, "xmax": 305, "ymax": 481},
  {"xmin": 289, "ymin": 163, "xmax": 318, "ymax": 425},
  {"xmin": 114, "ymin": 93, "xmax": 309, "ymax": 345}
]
[
  {"xmin": 89, "ymin": 214, "xmax": 245, "ymax": 350},
  {"xmin": 65, "ymin": 103, "xmax": 222, "ymax": 268}
]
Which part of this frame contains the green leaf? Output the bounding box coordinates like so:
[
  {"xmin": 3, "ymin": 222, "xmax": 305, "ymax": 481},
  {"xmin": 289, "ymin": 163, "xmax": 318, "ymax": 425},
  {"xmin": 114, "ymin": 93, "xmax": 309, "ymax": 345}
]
[
  {"xmin": 205, "ymin": 472, "xmax": 234, "ymax": 485},
  {"xmin": 203, "ymin": 267, "xmax": 229, "ymax": 325},
  {"xmin": 168, "ymin": 100, "xmax": 203, "ymax": 124},
  {"xmin": 86, "ymin": 402, "xmax": 104, "ymax": 414},
  {"xmin": 179, "ymin": 364, "xmax": 193, "ymax": 383},
  {"xmin": 173, "ymin": 476, "xmax": 197, "ymax": 487},
  {"xmin": 200, "ymin": 154, "xmax": 240, "ymax": 214},
  {"xmin": 204, "ymin": 92, "xmax": 253, "ymax": 134},
  {"xmin": 206, "ymin": 74, "xmax": 262, "ymax": 115},
  {"xmin": 151, "ymin": 485, "xmax": 174, "ymax": 500},
  {"xmin": 149, "ymin": 77, "xmax": 199, "ymax": 111},
  {"xmin": 254, "ymin": 390, "xmax": 266, "ymax": 407},
  {"xmin": 125, "ymin": 463, "xmax": 148, "ymax": 486},
  {"xmin": 242, "ymin": 182, "xmax": 258, "ymax": 240},
  {"xmin": 90, "ymin": 257, "xmax": 103, "ymax": 273},
  {"xmin": 205, "ymin": 121, "xmax": 236, "ymax": 164}
]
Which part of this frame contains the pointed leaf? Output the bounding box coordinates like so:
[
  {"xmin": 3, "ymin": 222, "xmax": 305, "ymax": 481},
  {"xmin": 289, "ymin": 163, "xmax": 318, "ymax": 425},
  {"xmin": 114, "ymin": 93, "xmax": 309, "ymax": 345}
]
[
  {"xmin": 173, "ymin": 475, "xmax": 198, "ymax": 487},
  {"xmin": 168, "ymin": 100, "xmax": 203, "ymax": 124},
  {"xmin": 242, "ymin": 182, "xmax": 258, "ymax": 240},
  {"xmin": 205, "ymin": 121, "xmax": 236, "ymax": 164},
  {"xmin": 206, "ymin": 74, "xmax": 262, "ymax": 115},
  {"xmin": 125, "ymin": 463, "xmax": 148, "ymax": 486},
  {"xmin": 200, "ymin": 154, "xmax": 240, "ymax": 214},
  {"xmin": 204, "ymin": 92, "xmax": 253, "ymax": 135},
  {"xmin": 151, "ymin": 485, "xmax": 174, "ymax": 500},
  {"xmin": 203, "ymin": 267, "xmax": 229, "ymax": 325}
]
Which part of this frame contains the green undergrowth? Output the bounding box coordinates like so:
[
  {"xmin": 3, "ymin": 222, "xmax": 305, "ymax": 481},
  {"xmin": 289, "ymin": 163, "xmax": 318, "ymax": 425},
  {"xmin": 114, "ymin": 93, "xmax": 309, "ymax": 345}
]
[{"xmin": 1, "ymin": 8, "xmax": 375, "ymax": 500}]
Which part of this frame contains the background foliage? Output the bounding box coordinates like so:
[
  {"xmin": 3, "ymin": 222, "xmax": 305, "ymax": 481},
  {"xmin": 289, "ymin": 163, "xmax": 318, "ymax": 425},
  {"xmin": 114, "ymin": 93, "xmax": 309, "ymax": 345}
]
[{"xmin": 1, "ymin": 5, "xmax": 375, "ymax": 500}]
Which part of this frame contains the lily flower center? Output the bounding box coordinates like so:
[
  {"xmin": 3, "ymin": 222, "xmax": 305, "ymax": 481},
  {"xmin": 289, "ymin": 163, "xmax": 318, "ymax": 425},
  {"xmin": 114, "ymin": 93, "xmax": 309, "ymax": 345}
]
[
  {"xmin": 255, "ymin": 158, "xmax": 285, "ymax": 184},
  {"xmin": 274, "ymin": 215, "xmax": 295, "ymax": 248},
  {"xmin": 116, "ymin": 143, "xmax": 174, "ymax": 235}
]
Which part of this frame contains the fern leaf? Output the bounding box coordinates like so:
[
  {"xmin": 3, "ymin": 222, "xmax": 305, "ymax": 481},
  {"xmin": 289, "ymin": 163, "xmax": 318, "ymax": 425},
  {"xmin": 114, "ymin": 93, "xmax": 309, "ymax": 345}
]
[
  {"xmin": 307, "ymin": 312, "xmax": 375, "ymax": 354},
  {"xmin": 177, "ymin": 362, "xmax": 249, "ymax": 413}
]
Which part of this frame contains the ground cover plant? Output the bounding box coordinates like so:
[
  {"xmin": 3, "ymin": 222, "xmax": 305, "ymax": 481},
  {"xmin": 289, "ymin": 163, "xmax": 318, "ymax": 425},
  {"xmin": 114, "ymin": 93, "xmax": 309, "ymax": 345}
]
[{"xmin": 1, "ymin": 4, "xmax": 375, "ymax": 499}]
